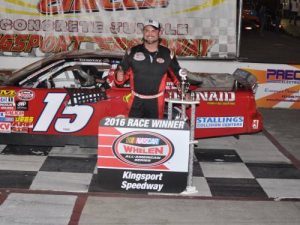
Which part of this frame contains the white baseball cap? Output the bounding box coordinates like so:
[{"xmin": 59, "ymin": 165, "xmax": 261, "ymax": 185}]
[{"xmin": 144, "ymin": 19, "xmax": 160, "ymax": 29}]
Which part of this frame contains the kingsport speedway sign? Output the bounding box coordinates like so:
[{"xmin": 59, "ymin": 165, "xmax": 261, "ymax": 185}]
[{"xmin": 97, "ymin": 117, "xmax": 190, "ymax": 193}]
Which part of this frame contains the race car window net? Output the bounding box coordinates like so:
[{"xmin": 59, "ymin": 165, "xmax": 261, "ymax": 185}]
[
  {"xmin": 35, "ymin": 62, "xmax": 112, "ymax": 88},
  {"xmin": 66, "ymin": 88, "xmax": 107, "ymax": 106},
  {"xmin": 52, "ymin": 70, "xmax": 81, "ymax": 88}
]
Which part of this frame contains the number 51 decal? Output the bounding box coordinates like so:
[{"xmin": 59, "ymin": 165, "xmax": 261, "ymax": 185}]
[{"xmin": 33, "ymin": 93, "xmax": 93, "ymax": 133}]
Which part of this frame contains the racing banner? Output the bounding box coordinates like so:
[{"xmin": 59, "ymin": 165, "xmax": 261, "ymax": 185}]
[
  {"xmin": 0, "ymin": 0, "xmax": 237, "ymax": 58},
  {"xmin": 97, "ymin": 117, "xmax": 190, "ymax": 193},
  {"xmin": 241, "ymin": 64, "xmax": 300, "ymax": 109}
]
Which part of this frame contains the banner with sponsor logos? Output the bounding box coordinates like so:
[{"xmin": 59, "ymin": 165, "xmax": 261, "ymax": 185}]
[
  {"xmin": 97, "ymin": 117, "xmax": 190, "ymax": 193},
  {"xmin": 241, "ymin": 64, "xmax": 300, "ymax": 109},
  {"xmin": 0, "ymin": 0, "xmax": 237, "ymax": 58}
]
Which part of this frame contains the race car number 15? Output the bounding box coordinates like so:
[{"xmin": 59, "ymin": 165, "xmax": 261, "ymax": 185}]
[{"xmin": 33, "ymin": 93, "xmax": 93, "ymax": 133}]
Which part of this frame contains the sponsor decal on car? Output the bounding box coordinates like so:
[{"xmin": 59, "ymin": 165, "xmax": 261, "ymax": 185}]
[
  {"xmin": 252, "ymin": 119, "xmax": 259, "ymax": 129},
  {"xmin": 0, "ymin": 112, "xmax": 14, "ymax": 122},
  {"xmin": 0, "ymin": 106, "xmax": 15, "ymax": 110},
  {"xmin": 112, "ymin": 131, "xmax": 174, "ymax": 167},
  {"xmin": 16, "ymin": 101, "xmax": 28, "ymax": 111},
  {"xmin": 11, "ymin": 127, "xmax": 28, "ymax": 133},
  {"xmin": 0, "ymin": 90, "xmax": 16, "ymax": 97},
  {"xmin": 196, "ymin": 116, "xmax": 244, "ymax": 128},
  {"xmin": 0, "ymin": 97, "xmax": 15, "ymax": 107},
  {"xmin": 15, "ymin": 116, "xmax": 34, "ymax": 123},
  {"xmin": 17, "ymin": 90, "xmax": 35, "ymax": 101},
  {"xmin": 191, "ymin": 91, "xmax": 236, "ymax": 105},
  {"xmin": 123, "ymin": 93, "xmax": 132, "ymax": 103},
  {"xmin": 12, "ymin": 122, "xmax": 34, "ymax": 129},
  {"xmin": 0, "ymin": 122, "xmax": 11, "ymax": 133},
  {"xmin": 4, "ymin": 111, "xmax": 25, "ymax": 117},
  {"xmin": 0, "ymin": 117, "xmax": 14, "ymax": 122}
]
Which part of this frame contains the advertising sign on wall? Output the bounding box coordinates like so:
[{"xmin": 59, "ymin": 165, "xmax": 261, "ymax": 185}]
[
  {"xmin": 0, "ymin": 0, "xmax": 237, "ymax": 58},
  {"xmin": 97, "ymin": 117, "xmax": 190, "ymax": 193},
  {"xmin": 241, "ymin": 64, "xmax": 300, "ymax": 109}
]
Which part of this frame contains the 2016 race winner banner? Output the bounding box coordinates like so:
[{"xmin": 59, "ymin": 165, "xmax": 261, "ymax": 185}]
[
  {"xmin": 0, "ymin": 0, "xmax": 237, "ymax": 58},
  {"xmin": 97, "ymin": 117, "xmax": 190, "ymax": 193}
]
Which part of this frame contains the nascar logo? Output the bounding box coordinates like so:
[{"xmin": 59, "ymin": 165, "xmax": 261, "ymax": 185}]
[
  {"xmin": 113, "ymin": 131, "xmax": 174, "ymax": 167},
  {"xmin": 17, "ymin": 90, "xmax": 35, "ymax": 101}
]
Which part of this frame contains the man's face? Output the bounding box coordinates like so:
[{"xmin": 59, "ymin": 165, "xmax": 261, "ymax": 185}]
[{"xmin": 143, "ymin": 25, "xmax": 160, "ymax": 44}]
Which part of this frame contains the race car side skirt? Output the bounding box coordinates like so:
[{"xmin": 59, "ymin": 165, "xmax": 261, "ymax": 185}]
[{"xmin": 0, "ymin": 133, "xmax": 97, "ymax": 148}]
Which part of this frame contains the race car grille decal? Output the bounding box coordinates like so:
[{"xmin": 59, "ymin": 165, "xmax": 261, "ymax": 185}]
[{"xmin": 66, "ymin": 88, "xmax": 107, "ymax": 106}]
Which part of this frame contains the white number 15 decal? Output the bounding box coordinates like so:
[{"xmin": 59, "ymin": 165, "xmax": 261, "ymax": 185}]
[{"xmin": 33, "ymin": 93, "xmax": 93, "ymax": 133}]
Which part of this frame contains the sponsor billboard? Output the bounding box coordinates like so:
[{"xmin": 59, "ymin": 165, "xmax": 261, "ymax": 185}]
[
  {"xmin": 241, "ymin": 64, "xmax": 300, "ymax": 109},
  {"xmin": 97, "ymin": 117, "xmax": 190, "ymax": 193},
  {"xmin": 0, "ymin": 0, "xmax": 237, "ymax": 59}
]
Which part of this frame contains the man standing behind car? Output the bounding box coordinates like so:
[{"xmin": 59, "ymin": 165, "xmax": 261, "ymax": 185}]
[
  {"xmin": 289, "ymin": 0, "xmax": 299, "ymax": 25},
  {"xmin": 115, "ymin": 19, "xmax": 181, "ymax": 119}
]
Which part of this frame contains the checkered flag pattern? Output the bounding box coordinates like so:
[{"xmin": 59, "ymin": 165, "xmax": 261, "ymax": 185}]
[
  {"xmin": 1, "ymin": 133, "xmax": 300, "ymax": 198},
  {"xmin": 195, "ymin": 18, "xmax": 237, "ymax": 58}
]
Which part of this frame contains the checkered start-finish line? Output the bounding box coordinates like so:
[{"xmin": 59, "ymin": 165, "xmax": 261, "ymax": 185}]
[{"xmin": 0, "ymin": 132, "xmax": 300, "ymax": 199}]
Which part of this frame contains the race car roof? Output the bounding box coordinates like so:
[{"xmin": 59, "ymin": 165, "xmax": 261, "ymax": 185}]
[{"xmin": 6, "ymin": 50, "xmax": 123, "ymax": 85}]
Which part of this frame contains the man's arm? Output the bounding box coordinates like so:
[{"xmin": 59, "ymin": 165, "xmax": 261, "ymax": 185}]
[
  {"xmin": 167, "ymin": 53, "xmax": 181, "ymax": 86},
  {"xmin": 114, "ymin": 49, "xmax": 131, "ymax": 85}
]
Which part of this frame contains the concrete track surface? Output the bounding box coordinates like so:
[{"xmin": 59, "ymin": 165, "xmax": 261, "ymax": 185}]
[{"xmin": 0, "ymin": 108, "xmax": 300, "ymax": 225}]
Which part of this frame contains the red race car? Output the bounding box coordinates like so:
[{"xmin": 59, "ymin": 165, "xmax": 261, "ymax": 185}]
[{"xmin": 0, "ymin": 50, "xmax": 262, "ymax": 147}]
